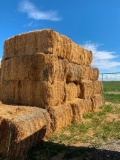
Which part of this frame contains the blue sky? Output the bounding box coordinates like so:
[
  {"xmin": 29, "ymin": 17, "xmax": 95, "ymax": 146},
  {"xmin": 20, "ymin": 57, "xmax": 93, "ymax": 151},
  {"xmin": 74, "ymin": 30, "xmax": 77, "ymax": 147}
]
[{"xmin": 1, "ymin": 0, "xmax": 120, "ymax": 74}]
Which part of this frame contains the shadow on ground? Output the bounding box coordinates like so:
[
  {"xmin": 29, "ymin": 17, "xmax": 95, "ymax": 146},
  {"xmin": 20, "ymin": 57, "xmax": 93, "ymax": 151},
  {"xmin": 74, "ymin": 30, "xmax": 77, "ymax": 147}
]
[{"xmin": 26, "ymin": 140, "xmax": 120, "ymax": 160}]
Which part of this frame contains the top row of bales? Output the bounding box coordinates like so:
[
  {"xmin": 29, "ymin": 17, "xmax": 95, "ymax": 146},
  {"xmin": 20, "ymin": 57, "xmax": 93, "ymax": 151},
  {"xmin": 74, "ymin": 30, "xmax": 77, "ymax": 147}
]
[{"xmin": 3, "ymin": 29, "xmax": 92, "ymax": 65}]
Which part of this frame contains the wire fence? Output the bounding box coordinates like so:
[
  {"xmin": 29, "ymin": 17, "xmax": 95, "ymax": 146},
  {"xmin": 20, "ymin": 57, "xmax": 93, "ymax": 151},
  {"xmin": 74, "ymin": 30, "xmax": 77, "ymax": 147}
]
[
  {"xmin": 99, "ymin": 72, "xmax": 120, "ymax": 82},
  {"xmin": 99, "ymin": 72, "xmax": 120, "ymax": 102}
]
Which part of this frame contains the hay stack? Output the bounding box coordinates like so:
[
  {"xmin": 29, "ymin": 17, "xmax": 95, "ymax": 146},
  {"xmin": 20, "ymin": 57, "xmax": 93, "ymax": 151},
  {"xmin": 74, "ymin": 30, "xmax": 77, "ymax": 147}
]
[
  {"xmin": 1, "ymin": 28, "xmax": 104, "ymax": 123},
  {"xmin": 1, "ymin": 29, "xmax": 101, "ymax": 108},
  {"xmin": 0, "ymin": 29, "xmax": 104, "ymax": 159},
  {"xmin": 0, "ymin": 104, "xmax": 52, "ymax": 159}
]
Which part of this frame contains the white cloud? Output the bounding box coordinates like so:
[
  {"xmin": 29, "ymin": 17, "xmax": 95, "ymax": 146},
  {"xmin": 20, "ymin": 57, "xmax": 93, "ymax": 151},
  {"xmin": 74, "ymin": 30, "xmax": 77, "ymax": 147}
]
[
  {"xmin": 19, "ymin": 0, "xmax": 61, "ymax": 21},
  {"xmin": 82, "ymin": 42, "xmax": 120, "ymax": 71},
  {"xmin": 23, "ymin": 21, "xmax": 39, "ymax": 27}
]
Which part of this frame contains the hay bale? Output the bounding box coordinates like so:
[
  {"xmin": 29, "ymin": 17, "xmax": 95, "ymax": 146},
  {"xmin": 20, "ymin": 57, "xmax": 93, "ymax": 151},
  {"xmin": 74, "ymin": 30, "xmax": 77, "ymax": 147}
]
[
  {"xmin": 82, "ymin": 98, "xmax": 93, "ymax": 114},
  {"xmin": 55, "ymin": 58, "xmax": 69, "ymax": 81},
  {"xmin": 66, "ymin": 63, "xmax": 83, "ymax": 83},
  {"xmin": 80, "ymin": 81, "xmax": 103, "ymax": 99},
  {"xmin": 0, "ymin": 104, "xmax": 52, "ymax": 159},
  {"xmin": 90, "ymin": 68, "xmax": 99, "ymax": 81},
  {"xmin": 1, "ymin": 53, "xmax": 58, "ymax": 82},
  {"xmin": 3, "ymin": 29, "xmax": 92, "ymax": 65},
  {"xmin": 2, "ymin": 53, "xmax": 69, "ymax": 83},
  {"xmin": 66, "ymin": 64, "xmax": 98, "ymax": 83},
  {"xmin": 48, "ymin": 97, "xmax": 96, "ymax": 132},
  {"xmin": 65, "ymin": 83, "xmax": 81, "ymax": 101},
  {"xmin": 1, "ymin": 80, "xmax": 65, "ymax": 108},
  {"xmin": 69, "ymin": 99, "xmax": 85, "ymax": 123},
  {"xmin": 91, "ymin": 94, "xmax": 104, "ymax": 110},
  {"xmin": 93, "ymin": 81, "xmax": 103, "ymax": 94},
  {"xmin": 2, "ymin": 53, "xmax": 98, "ymax": 83},
  {"xmin": 0, "ymin": 67, "xmax": 1, "ymax": 101},
  {"xmin": 69, "ymin": 98, "xmax": 93, "ymax": 123},
  {"xmin": 80, "ymin": 81, "xmax": 94, "ymax": 99},
  {"xmin": 80, "ymin": 66, "xmax": 92, "ymax": 82},
  {"xmin": 48, "ymin": 103, "xmax": 73, "ymax": 132}
]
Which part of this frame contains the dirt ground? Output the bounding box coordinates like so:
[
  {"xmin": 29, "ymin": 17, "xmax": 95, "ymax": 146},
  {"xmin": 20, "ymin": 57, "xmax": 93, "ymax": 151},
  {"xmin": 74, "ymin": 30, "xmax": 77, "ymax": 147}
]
[{"xmin": 105, "ymin": 91, "xmax": 120, "ymax": 94}]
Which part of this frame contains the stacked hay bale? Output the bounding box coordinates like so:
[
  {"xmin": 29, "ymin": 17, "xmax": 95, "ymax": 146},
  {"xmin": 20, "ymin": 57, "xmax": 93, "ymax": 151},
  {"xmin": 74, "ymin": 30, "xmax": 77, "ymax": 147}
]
[
  {"xmin": 1, "ymin": 29, "xmax": 104, "ymax": 129},
  {"xmin": 0, "ymin": 104, "xmax": 52, "ymax": 159},
  {"xmin": 0, "ymin": 66, "xmax": 1, "ymax": 100},
  {"xmin": 0, "ymin": 29, "xmax": 104, "ymax": 159}
]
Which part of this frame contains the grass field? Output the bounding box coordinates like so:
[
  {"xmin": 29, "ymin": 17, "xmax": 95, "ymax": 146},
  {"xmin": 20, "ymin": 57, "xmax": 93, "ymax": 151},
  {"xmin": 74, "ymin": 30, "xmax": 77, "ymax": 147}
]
[
  {"xmin": 103, "ymin": 81, "xmax": 120, "ymax": 92},
  {"xmin": 103, "ymin": 81, "xmax": 120, "ymax": 103},
  {"xmin": 26, "ymin": 81, "xmax": 120, "ymax": 160}
]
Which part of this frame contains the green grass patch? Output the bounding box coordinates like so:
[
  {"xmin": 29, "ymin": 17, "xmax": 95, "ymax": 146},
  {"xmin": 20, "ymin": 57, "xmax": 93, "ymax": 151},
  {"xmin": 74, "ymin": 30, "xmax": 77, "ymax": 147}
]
[
  {"xmin": 49, "ymin": 104, "xmax": 120, "ymax": 147},
  {"xmin": 104, "ymin": 94, "xmax": 120, "ymax": 102},
  {"xmin": 27, "ymin": 103, "xmax": 120, "ymax": 160},
  {"xmin": 102, "ymin": 81, "xmax": 120, "ymax": 102},
  {"xmin": 103, "ymin": 104, "xmax": 113, "ymax": 112},
  {"xmin": 103, "ymin": 81, "xmax": 120, "ymax": 92}
]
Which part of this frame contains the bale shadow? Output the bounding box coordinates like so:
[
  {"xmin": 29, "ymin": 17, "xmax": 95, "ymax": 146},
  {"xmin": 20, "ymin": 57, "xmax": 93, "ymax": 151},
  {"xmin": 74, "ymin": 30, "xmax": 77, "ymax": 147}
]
[
  {"xmin": 0, "ymin": 122, "xmax": 47, "ymax": 160},
  {"xmin": 27, "ymin": 140, "xmax": 120, "ymax": 160}
]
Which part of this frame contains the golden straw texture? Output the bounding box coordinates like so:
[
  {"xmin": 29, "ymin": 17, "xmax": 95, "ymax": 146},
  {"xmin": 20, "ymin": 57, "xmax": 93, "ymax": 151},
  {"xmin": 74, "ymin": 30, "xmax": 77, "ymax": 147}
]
[
  {"xmin": 4, "ymin": 29, "xmax": 92, "ymax": 65},
  {"xmin": 0, "ymin": 104, "xmax": 52, "ymax": 159}
]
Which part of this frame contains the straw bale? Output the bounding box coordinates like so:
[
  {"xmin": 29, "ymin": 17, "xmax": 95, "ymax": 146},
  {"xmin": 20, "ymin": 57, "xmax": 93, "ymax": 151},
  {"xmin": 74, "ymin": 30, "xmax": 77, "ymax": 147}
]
[
  {"xmin": 69, "ymin": 98, "xmax": 93, "ymax": 123},
  {"xmin": 91, "ymin": 94, "xmax": 104, "ymax": 110},
  {"xmin": 80, "ymin": 67, "xmax": 99, "ymax": 82},
  {"xmin": 48, "ymin": 97, "xmax": 94, "ymax": 132},
  {"xmin": 2, "ymin": 53, "xmax": 69, "ymax": 83},
  {"xmin": 83, "ymin": 49, "xmax": 93, "ymax": 66},
  {"xmin": 2, "ymin": 54, "xmax": 97, "ymax": 83},
  {"xmin": 66, "ymin": 64, "xmax": 98, "ymax": 83},
  {"xmin": 66, "ymin": 63, "xmax": 83, "ymax": 83},
  {"xmin": 0, "ymin": 67, "xmax": 1, "ymax": 100},
  {"xmin": 84, "ymin": 98, "xmax": 94, "ymax": 113},
  {"xmin": 93, "ymin": 81, "xmax": 103, "ymax": 95},
  {"xmin": 48, "ymin": 103, "xmax": 73, "ymax": 132},
  {"xmin": 80, "ymin": 66, "xmax": 91, "ymax": 82},
  {"xmin": 80, "ymin": 81, "xmax": 103, "ymax": 99},
  {"xmin": 55, "ymin": 58, "xmax": 69, "ymax": 81},
  {"xmin": 69, "ymin": 99, "xmax": 85, "ymax": 123},
  {"xmin": 0, "ymin": 67, "xmax": 1, "ymax": 78},
  {"xmin": 0, "ymin": 104, "xmax": 52, "ymax": 159},
  {"xmin": 4, "ymin": 29, "xmax": 92, "ymax": 65},
  {"xmin": 90, "ymin": 68, "xmax": 99, "ymax": 81},
  {"xmin": 65, "ymin": 83, "xmax": 81, "ymax": 101},
  {"xmin": 0, "ymin": 82, "xmax": 2, "ymax": 101},
  {"xmin": 2, "ymin": 53, "xmax": 57, "ymax": 82},
  {"xmin": 1, "ymin": 80, "xmax": 65, "ymax": 108},
  {"xmin": 80, "ymin": 81, "xmax": 94, "ymax": 99}
]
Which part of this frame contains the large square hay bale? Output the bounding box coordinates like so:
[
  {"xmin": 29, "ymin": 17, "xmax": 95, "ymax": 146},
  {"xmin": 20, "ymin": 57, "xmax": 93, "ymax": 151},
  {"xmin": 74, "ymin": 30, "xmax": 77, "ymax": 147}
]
[
  {"xmin": 91, "ymin": 94, "xmax": 104, "ymax": 110},
  {"xmin": 1, "ymin": 80, "xmax": 65, "ymax": 108},
  {"xmin": 4, "ymin": 29, "xmax": 92, "ymax": 65},
  {"xmin": 0, "ymin": 104, "xmax": 52, "ymax": 159},
  {"xmin": 69, "ymin": 98, "xmax": 93, "ymax": 123},
  {"xmin": 1, "ymin": 53, "xmax": 57, "ymax": 82},
  {"xmin": 1, "ymin": 53, "xmax": 69, "ymax": 83},
  {"xmin": 66, "ymin": 64, "xmax": 99, "ymax": 83},
  {"xmin": 80, "ymin": 81, "xmax": 103, "ymax": 99},
  {"xmin": 90, "ymin": 68, "xmax": 99, "ymax": 81},
  {"xmin": 65, "ymin": 83, "xmax": 81, "ymax": 101},
  {"xmin": 48, "ymin": 103, "xmax": 73, "ymax": 132}
]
